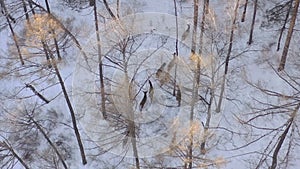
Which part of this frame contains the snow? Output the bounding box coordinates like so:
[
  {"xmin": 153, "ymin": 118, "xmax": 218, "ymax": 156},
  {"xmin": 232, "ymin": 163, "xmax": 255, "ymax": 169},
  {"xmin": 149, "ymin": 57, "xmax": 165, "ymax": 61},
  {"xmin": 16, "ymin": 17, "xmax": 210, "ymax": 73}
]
[{"xmin": 1, "ymin": 0, "xmax": 300, "ymax": 168}]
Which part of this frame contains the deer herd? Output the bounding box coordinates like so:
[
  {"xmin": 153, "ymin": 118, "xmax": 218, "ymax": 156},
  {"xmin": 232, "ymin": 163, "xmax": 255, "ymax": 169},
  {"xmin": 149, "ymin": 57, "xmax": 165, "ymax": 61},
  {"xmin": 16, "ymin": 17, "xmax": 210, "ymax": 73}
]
[{"xmin": 138, "ymin": 53, "xmax": 182, "ymax": 111}]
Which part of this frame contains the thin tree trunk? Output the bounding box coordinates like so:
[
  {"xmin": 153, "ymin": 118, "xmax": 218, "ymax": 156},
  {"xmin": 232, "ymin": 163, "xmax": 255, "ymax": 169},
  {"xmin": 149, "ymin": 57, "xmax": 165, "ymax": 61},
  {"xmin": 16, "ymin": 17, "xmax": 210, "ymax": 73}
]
[
  {"xmin": 28, "ymin": 0, "xmax": 36, "ymax": 15},
  {"xmin": 216, "ymin": 0, "xmax": 239, "ymax": 113},
  {"xmin": 44, "ymin": 43, "xmax": 87, "ymax": 165},
  {"xmin": 278, "ymin": 0, "xmax": 300, "ymax": 71},
  {"xmin": 199, "ymin": 0, "xmax": 208, "ymax": 55},
  {"xmin": 187, "ymin": 1, "xmax": 199, "ymax": 168},
  {"xmin": 103, "ymin": 0, "xmax": 117, "ymax": 19},
  {"xmin": 200, "ymin": 76, "xmax": 214, "ymax": 154},
  {"xmin": 173, "ymin": 0, "xmax": 179, "ymax": 96},
  {"xmin": 199, "ymin": 0, "xmax": 210, "ymax": 153},
  {"xmin": 42, "ymin": 41, "xmax": 52, "ymax": 67},
  {"xmin": 191, "ymin": 0, "xmax": 199, "ymax": 54},
  {"xmin": 22, "ymin": 0, "xmax": 30, "ymax": 21},
  {"xmin": 277, "ymin": 0, "xmax": 293, "ymax": 51},
  {"xmin": 0, "ymin": 0, "xmax": 24, "ymax": 65},
  {"xmin": 2, "ymin": 141, "xmax": 30, "ymax": 169},
  {"xmin": 270, "ymin": 103, "xmax": 299, "ymax": 169},
  {"xmin": 129, "ymin": 119, "xmax": 140, "ymax": 169},
  {"xmin": 241, "ymin": 0, "xmax": 248, "ymax": 22},
  {"xmin": 116, "ymin": 0, "xmax": 120, "ymax": 18},
  {"xmin": 123, "ymin": 49, "xmax": 140, "ymax": 169},
  {"xmin": 31, "ymin": 118, "xmax": 68, "ymax": 169},
  {"xmin": 93, "ymin": 1, "xmax": 107, "ymax": 120},
  {"xmin": 44, "ymin": 0, "xmax": 62, "ymax": 60},
  {"xmin": 248, "ymin": 0, "xmax": 258, "ymax": 44}
]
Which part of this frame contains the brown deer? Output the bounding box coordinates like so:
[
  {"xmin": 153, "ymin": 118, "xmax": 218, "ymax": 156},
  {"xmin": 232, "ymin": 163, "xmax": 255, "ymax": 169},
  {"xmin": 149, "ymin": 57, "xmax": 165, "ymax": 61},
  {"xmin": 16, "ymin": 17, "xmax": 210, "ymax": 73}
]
[
  {"xmin": 139, "ymin": 91, "xmax": 147, "ymax": 111},
  {"xmin": 149, "ymin": 80, "xmax": 154, "ymax": 103}
]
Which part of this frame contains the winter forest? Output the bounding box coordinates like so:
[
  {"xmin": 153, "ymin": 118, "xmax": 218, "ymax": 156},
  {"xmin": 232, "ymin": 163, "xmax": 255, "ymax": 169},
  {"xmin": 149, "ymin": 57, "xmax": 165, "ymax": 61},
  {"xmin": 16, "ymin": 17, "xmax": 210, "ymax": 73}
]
[{"xmin": 1, "ymin": 0, "xmax": 300, "ymax": 168}]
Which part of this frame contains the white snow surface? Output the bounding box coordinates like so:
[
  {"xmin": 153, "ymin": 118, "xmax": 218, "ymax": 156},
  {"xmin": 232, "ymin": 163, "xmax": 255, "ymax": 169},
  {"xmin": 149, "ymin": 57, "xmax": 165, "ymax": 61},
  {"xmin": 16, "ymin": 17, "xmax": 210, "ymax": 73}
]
[{"xmin": 1, "ymin": 0, "xmax": 300, "ymax": 168}]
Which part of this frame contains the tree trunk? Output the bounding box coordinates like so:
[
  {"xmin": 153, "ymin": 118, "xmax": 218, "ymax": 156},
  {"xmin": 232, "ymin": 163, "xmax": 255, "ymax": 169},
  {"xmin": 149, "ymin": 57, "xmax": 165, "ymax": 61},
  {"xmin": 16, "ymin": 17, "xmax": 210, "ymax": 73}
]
[
  {"xmin": 270, "ymin": 103, "xmax": 299, "ymax": 169},
  {"xmin": 44, "ymin": 43, "xmax": 87, "ymax": 165},
  {"xmin": 187, "ymin": 1, "xmax": 199, "ymax": 168},
  {"xmin": 199, "ymin": 0, "xmax": 208, "ymax": 55},
  {"xmin": 200, "ymin": 76, "xmax": 214, "ymax": 154},
  {"xmin": 31, "ymin": 118, "xmax": 68, "ymax": 169},
  {"xmin": 103, "ymin": 0, "xmax": 117, "ymax": 19},
  {"xmin": 116, "ymin": 0, "xmax": 120, "ymax": 18},
  {"xmin": 278, "ymin": 0, "xmax": 300, "ymax": 71},
  {"xmin": 216, "ymin": 0, "xmax": 239, "ymax": 113},
  {"xmin": 129, "ymin": 119, "xmax": 140, "ymax": 169},
  {"xmin": 241, "ymin": 0, "xmax": 248, "ymax": 22},
  {"xmin": 0, "ymin": 0, "xmax": 24, "ymax": 65},
  {"xmin": 44, "ymin": 0, "xmax": 62, "ymax": 60},
  {"xmin": 93, "ymin": 1, "xmax": 107, "ymax": 120},
  {"xmin": 42, "ymin": 41, "xmax": 52, "ymax": 67},
  {"xmin": 173, "ymin": 0, "xmax": 179, "ymax": 96},
  {"xmin": 22, "ymin": 0, "xmax": 30, "ymax": 21},
  {"xmin": 277, "ymin": 1, "xmax": 293, "ymax": 51},
  {"xmin": 191, "ymin": 0, "xmax": 199, "ymax": 54},
  {"xmin": 197, "ymin": 0, "xmax": 212, "ymax": 154},
  {"xmin": 123, "ymin": 49, "xmax": 140, "ymax": 169},
  {"xmin": 248, "ymin": 0, "xmax": 258, "ymax": 44},
  {"xmin": 28, "ymin": 0, "xmax": 35, "ymax": 14}
]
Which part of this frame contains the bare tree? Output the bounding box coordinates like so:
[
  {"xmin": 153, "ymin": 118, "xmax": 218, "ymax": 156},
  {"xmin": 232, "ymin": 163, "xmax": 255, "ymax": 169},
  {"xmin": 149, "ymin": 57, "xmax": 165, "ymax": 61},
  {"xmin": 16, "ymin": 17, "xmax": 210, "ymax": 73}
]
[
  {"xmin": 241, "ymin": 0, "xmax": 248, "ymax": 22},
  {"xmin": 238, "ymin": 66, "xmax": 300, "ymax": 169},
  {"xmin": 45, "ymin": 43, "xmax": 87, "ymax": 165},
  {"xmin": 277, "ymin": 0, "xmax": 293, "ymax": 51},
  {"xmin": 199, "ymin": 0, "xmax": 209, "ymax": 56},
  {"xmin": 269, "ymin": 104, "xmax": 298, "ymax": 169},
  {"xmin": 0, "ymin": 0, "xmax": 24, "ymax": 65},
  {"xmin": 44, "ymin": 0, "xmax": 62, "ymax": 60},
  {"xmin": 103, "ymin": 0, "xmax": 117, "ymax": 19},
  {"xmin": 278, "ymin": 0, "xmax": 300, "ymax": 71},
  {"xmin": 30, "ymin": 115, "xmax": 68, "ymax": 169},
  {"xmin": 187, "ymin": 0, "xmax": 199, "ymax": 168},
  {"xmin": 92, "ymin": 0, "xmax": 107, "ymax": 119},
  {"xmin": 248, "ymin": 0, "xmax": 258, "ymax": 44},
  {"xmin": 216, "ymin": 0, "xmax": 240, "ymax": 113}
]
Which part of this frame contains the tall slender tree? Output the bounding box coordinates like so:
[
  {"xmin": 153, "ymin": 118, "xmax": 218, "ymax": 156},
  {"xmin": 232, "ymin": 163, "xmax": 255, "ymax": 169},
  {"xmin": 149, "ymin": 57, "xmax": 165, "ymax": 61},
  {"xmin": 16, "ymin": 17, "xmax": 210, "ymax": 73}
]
[
  {"xmin": 44, "ymin": 0, "xmax": 62, "ymax": 60},
  {"xmin": 278, "ymin": 0, "xmax": 300, "ymax": 71},
  {"xmin": 248, "ymin": 0, "xmax": 258, "ymax": 44},
  {"xmin": 187, "ymin": 0, "xmax": 199, "ymax": 168},
  {"xmin": 241, "ymin": 0, "xmax": 248, "ymax": 22},
  {"xmin": 0, "ymin": 0, "xmax": 24, "ymax": 65},
  {"xmin": 216, "ymin": 0, "xmax": 240, "ymax": 113},
  {"xmin": 277, "ymin": 0, "xmax": 293, "ymax": 51},
  {"xmin": 44, "ymin": 43, "xmax": 87, "ymax": 165},
  {"xmin": 173, "ymin": 0, "xmax": 179, "ymax": 96},
  {"xmin": 103, "ymin": 0, "xmax": 117, "ymax": 19},
  {"xmin": 92, "ymin": 0, "xmax": 107, "ymax": 120}
]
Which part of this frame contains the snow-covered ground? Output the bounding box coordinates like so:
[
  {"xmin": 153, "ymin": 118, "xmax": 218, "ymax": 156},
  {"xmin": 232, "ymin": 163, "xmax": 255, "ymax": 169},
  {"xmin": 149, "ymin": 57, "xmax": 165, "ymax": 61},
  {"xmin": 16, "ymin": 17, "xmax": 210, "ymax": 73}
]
[{"xmin": 1, "ymin": 0, "xmax": 300, "ymax": 168}]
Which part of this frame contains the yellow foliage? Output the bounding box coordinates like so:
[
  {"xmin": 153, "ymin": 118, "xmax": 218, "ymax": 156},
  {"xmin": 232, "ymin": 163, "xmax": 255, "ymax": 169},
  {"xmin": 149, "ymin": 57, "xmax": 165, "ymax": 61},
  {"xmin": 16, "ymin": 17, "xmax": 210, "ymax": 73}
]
[
  {"xmin": 25, "ymin": 14, "xmax": 62, "ymax": 43},
  {"xmin": 189, "ymin": 52, "xmax": 201, "ymax": 64}
]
